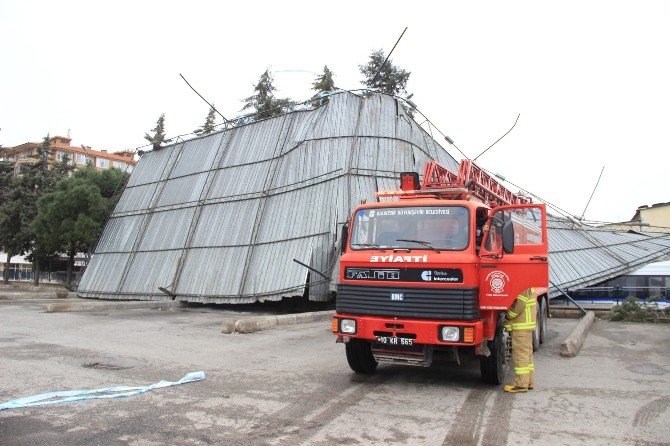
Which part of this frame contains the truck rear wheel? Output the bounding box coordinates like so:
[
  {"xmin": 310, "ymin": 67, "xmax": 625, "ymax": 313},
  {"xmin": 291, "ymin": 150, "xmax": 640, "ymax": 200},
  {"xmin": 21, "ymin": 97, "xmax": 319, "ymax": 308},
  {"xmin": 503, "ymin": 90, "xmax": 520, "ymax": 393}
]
[
  {"xmin": 539, "ymin": 298, "xmax": 547, "ymax": 344},
  {"xmin": 480, "ymin": 323, "xmax": 510, "ymax": 385},
  {"xmin": 345, "ymin": 339, "xmax": 378, "ymax": 374},
  {"xmin": 533, "ymin": 298, "xmax": 546, "ymax": 351}
]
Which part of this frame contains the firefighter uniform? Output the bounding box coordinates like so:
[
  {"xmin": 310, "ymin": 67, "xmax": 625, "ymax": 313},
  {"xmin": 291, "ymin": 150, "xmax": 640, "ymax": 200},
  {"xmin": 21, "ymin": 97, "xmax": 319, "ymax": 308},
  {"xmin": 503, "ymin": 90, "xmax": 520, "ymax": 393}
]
[{"xmin": 503, "ymin": 288, "xmax": 536, "ymax": 393}]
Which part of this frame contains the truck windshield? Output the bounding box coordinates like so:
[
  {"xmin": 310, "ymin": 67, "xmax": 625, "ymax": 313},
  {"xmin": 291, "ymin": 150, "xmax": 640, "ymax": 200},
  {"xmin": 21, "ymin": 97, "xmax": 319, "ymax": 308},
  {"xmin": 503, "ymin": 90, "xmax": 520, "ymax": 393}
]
[{"xmin": 350, "ymin": 206, "xmax": 470, "ymax": 251}]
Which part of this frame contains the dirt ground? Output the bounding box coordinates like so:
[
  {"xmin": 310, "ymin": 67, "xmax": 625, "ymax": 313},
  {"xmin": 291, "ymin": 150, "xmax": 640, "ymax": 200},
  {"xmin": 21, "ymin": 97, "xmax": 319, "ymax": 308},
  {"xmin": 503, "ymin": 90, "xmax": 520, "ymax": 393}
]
[{"xmin": 1, "ymin": 297, "xmax": 669, "ymax": 445}]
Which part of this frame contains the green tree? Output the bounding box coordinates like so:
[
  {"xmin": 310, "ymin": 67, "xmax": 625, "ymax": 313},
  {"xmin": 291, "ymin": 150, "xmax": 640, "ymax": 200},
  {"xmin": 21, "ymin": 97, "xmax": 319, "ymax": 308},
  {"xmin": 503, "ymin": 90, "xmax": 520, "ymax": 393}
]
[
  {"xmin": 32, "ymin": 166, "xmax": 128, "ymax": 285},
  {"xmin": 144, "ymin": 113, "xmax": 167, "ymax": 151},
  {"xmin": 24, "ymin": 145, "xmax": 73, "ymax": 285},
  {"xmin": 242, "ymin": 69, "xmax": 294, "ymax": 120},
  {"xmin": 195, "ymin": 106, "xmax": 217, "ymax": 135},
  {"xmin": 0, "ymin": 160, "xmax": 14, "ymax": 206},
  {"xmin": 0, "ymin": 176, "xmax": 33, "ymax": 284},
  {"xmin": 359, "ymin": 49, "xmax": 412, "ymax": 97},
  {"xmin": 29, "ymin": 135, "xmax": 71, "ymax": 195},
  {"xmin": 0, "ymin": 135, "xmax": 71, "ymax": 284},
  {"xmin": 311, "ymin": 65, "xmax": 336, "ymax": 107}
]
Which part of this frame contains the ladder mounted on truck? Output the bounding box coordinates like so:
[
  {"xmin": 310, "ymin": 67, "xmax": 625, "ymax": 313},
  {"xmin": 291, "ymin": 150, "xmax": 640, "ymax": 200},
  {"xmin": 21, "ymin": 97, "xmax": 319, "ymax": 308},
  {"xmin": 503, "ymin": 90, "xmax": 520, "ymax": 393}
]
[{"xmin": 375, "ymin": 159, "xmax": 531, "ymax": 208}]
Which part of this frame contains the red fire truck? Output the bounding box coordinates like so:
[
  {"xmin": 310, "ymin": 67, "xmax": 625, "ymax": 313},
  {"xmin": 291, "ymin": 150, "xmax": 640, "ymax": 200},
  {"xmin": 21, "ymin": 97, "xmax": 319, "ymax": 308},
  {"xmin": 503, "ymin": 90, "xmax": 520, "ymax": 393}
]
[{"xmin": 332, "ymin": 160, "xmax": 549, "ymax": 384}]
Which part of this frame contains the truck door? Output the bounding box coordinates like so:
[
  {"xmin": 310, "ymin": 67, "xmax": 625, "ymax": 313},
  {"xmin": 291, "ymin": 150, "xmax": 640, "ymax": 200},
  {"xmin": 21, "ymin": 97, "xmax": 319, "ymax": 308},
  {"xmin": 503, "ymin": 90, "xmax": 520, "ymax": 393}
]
[{"xmin": 478, "ymin": 204, "xmax": 548, "ymax": 311}]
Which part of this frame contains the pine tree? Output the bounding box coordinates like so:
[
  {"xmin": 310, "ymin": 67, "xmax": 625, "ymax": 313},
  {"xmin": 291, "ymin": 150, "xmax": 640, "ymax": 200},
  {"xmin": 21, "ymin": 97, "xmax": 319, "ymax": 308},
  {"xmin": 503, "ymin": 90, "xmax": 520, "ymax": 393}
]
[
  {"xmin": 22, "ymin": 135, "xmax": 72, "ymax": 285},
  {"xmin": 242, "ymin": 69, "xmax": 293, "ymax": 121},
  {"xmin": 311, "ymin": 65, "xmax": 336, "ymax": 107},
  {"xmin": 144, "ymin": 113, "xmax": 167, "ymax": 151},
  {"xmin": 359, "ymin": 49, "xmax": 411, "ymax": 97},
  {"xmin": 0, "ymin": 160, "xmax": 13, "ymax": 207},
  {"xmin": 195, "ymin": 106, "xmax": 217, "ymax": 135},
  {"xmin": 32, "ymin": 166, "xmax": 129, "ymax": 285},
  {"xmin": 0, "ymin": 134, "xmax": 73, "ymax": 285},
  {"xmin": 31, "ymin": 135, "xmax": 60, "ymax": 194},
  {"xmin": 0, "ymin": 175, "xmax": 33, "ymax": 284}
]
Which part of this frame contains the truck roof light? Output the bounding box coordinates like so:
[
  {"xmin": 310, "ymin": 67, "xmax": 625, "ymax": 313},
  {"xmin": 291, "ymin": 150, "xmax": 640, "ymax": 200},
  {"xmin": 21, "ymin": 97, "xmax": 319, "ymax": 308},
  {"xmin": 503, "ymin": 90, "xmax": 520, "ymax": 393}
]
[{"xmin": 400, "ymin": 172, "xmax": 420, "ymax": 191}]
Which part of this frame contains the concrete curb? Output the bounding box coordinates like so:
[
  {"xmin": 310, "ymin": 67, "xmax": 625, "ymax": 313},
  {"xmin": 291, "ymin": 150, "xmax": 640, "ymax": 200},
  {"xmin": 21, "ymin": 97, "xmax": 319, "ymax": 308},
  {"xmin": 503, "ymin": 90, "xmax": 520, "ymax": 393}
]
[
  {"xmin": 222, "ymin": 310, "xmax": 334, "ymax": 334},
  {"xmin": 0, "ymin": 291, "xmax": 77, "ymax": 300},
  {"xmin": 560, "ymin": 311, "xmax": 596, "ymax": 357},
  {"xmin": 46, "ymin": 300, "xmax": 182, "ymax": 313},
  {"xmin": 551, "ymin": 308, "xmax": 611, "ymax": 319}
]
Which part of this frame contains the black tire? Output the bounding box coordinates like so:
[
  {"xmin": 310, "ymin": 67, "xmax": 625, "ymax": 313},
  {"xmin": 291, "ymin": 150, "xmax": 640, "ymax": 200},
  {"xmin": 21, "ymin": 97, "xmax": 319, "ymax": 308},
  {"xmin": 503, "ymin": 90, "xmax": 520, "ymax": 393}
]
[
  {"xmin": 480, "ymin": 322, "xmax": 510, "ymax": 385},
  {"xmin": 533, "ymin": 298, "xmax": 546, "ymax": 351},
  {"xmin": 345, "ymin": 339, "xmax": 378, "ymax": 374},
  {"xmin": 539, "ymin": 298, "xmax": 547, "ymax": 344}
]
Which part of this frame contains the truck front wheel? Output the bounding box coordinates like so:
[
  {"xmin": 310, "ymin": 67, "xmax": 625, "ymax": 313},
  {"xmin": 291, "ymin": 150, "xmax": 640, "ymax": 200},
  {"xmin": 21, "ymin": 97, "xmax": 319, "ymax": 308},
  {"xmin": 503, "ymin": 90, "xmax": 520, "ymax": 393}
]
[
  {"xmin": 480, "ymin": 323, "xmax": 510, "ymax": 385},
  {"xmin": 345, "ymin": 339, "xmax": 378, "ymax": 374}
]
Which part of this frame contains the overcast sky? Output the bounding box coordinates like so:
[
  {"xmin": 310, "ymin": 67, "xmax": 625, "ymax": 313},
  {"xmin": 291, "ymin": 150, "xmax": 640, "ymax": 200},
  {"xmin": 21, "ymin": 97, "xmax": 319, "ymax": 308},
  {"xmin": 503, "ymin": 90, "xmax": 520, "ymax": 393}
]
[{"xmin": 1, "ymin": 1, "xmax": 668, "ymax": 223}]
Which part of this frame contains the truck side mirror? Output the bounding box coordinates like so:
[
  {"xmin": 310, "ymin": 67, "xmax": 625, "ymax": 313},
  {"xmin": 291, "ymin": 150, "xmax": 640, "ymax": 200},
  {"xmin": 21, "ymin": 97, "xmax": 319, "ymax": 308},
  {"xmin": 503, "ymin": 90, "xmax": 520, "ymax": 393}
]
[
  {"xmin": 502, "ymin": 220, "xmax": 515, "ymax": 254},
  {"xmin": 340, "ymin": 222, "xmax": 350, "ymax": 253}
]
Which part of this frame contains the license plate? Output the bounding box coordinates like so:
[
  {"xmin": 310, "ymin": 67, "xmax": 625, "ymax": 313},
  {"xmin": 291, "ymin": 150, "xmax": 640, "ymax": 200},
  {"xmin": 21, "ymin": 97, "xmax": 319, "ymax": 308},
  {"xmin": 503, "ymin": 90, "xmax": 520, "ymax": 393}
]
[{"xmin": 376, "ymin": 336, "xmax": 413, "ymax": 346}]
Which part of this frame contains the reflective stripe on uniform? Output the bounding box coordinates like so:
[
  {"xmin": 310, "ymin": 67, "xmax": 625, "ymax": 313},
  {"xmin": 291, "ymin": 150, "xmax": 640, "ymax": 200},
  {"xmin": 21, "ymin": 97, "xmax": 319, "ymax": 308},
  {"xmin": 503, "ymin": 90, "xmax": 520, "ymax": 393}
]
[
  {"xmin": 528, "ymin": 363, "xmax": 535, "ymax": 371},
  {"xmin": 507, "ymin": 310, "xmax": 518, "ymax": 318},
  {"xmin": 511, "ymin": 322, "xmax": 536, "ymax": 330},
  {"xmin": 514, "ymin": 366, "xmax": 530, "ymax": 375}
]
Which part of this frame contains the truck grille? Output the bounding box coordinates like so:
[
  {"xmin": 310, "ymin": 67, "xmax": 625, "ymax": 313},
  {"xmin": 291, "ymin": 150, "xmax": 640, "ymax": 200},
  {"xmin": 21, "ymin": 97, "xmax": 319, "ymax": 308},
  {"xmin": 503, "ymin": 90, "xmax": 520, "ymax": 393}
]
[{"xmin": 336, "ymin": 284, "xmax": 479, "ymax": 320}]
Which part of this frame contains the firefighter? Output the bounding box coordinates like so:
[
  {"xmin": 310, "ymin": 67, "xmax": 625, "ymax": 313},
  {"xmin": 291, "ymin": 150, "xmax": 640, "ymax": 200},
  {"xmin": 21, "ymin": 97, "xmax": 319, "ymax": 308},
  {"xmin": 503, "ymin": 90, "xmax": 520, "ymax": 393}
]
[{"xmin": 503, "ymin": 288, "xmax": 536, "ymax": 393}]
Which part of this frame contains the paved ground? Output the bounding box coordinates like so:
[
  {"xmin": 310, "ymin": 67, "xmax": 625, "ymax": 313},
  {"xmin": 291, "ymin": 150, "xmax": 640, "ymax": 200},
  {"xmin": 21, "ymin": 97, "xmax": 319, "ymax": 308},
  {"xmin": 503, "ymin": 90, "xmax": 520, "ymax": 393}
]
[{"xmin": 1, "ymin": 298, "xmax": 669, "ymax": 445}]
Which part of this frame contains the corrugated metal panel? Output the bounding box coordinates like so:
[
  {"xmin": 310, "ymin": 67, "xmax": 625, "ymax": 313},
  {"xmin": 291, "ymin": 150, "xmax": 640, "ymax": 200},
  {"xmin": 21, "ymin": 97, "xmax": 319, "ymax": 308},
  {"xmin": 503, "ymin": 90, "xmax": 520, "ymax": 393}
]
[
  {"xmin": 156, "ymin": 173, "xmax": 208, "ymax": 207},
  {"xmin": 170, "ymin": 133, "xmax": 224, "ymax": 178},
  {"xmin": 175, "ymin": 246, "xmax": 249, "ymax": 299},
  {"xmin": 114, "ymin": 183, "xmax": 158, "ymax": 213},
  {"xmin": 191, "ymin": 201, "xmax": 257, "ymax": 247},
  {"xmin": 95, "ymin": 215, "xmax": 144, "ymax": 253},
  {"xmin": 137, "ymin": 208, "xmax": 195, "ymax": 251},
  {"xmin": 77, "ymin": 91, "xmax": 670, "ymax": 303},
  {"xmin": 126, "ymin": 144, "xmax": 180, "ymax": 187},
  {"xmin": 77, "ymin": 253, "xmax": 130, "ymax": 295},
  {"xmin": 120, "ymin": 250, "xmax": 181, "ymax": 295}
]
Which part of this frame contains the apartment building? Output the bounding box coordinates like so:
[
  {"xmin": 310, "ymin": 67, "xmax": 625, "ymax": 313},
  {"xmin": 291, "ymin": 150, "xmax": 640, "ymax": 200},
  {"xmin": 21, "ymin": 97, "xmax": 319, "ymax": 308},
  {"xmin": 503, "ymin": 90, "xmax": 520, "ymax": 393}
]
[
  {"xmin": 0, "ymin": 135, "xmax": 136, "ymax": 175},
  {"xmin": 600, "ymin": 202, "xmax": 670, "ymax": 234}
]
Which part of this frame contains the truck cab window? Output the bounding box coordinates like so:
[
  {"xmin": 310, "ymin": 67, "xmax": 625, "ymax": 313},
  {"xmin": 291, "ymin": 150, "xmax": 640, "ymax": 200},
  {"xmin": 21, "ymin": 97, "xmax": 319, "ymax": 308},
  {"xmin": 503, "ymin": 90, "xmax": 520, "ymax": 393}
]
[{"xmin": 350, "ymin": 206, "xmax": 470, "ymax": 251}]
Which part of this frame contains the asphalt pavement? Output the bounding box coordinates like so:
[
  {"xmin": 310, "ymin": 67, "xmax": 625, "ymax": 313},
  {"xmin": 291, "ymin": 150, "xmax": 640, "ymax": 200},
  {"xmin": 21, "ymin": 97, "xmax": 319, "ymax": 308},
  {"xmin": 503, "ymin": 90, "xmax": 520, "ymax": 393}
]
[{"xmin": 1, "ymin": 298, "xmax": 669, "ymax": 445}]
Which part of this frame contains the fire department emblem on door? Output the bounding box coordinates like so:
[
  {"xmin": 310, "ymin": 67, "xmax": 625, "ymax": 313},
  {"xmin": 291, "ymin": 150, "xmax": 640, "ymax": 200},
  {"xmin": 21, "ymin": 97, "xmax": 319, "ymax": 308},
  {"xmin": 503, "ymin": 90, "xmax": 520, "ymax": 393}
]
[{"xmin": 486, "ymin": 270, "xmax": 510, "ymax": 293}]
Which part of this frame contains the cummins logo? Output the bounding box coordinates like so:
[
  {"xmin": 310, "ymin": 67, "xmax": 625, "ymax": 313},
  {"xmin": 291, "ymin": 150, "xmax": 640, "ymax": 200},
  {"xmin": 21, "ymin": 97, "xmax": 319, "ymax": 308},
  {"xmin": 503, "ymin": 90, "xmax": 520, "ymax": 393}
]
[{"xmin": 421, "ymin": 270, "xmax": 432, "ymax": 281}]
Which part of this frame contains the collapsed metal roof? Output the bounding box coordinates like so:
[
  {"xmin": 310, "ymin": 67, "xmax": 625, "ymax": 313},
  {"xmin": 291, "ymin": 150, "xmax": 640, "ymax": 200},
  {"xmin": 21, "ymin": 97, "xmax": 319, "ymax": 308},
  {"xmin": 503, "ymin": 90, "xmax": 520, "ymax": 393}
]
[
  {"xmin": 547, "ymin": 216, "xmax": 670, "ymax": 296},
  {"xmin": 78, "ymin": 93, "xmax": 458, "ymax": 303},
  {"xmin": 77, "ymin": 92, "xmax": 670, "ymax": 303}
]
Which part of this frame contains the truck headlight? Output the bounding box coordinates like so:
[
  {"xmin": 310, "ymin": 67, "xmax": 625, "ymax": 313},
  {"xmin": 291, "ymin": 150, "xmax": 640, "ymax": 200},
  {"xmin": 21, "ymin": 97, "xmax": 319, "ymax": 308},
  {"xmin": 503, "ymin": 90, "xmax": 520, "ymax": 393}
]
[
  {"xmin": 440, "ymin": 326, "xmax": 460, "ymax": 342},
  {"xmin": 340, "ymin": 319, "xmax": 357, "ymax": 334}
]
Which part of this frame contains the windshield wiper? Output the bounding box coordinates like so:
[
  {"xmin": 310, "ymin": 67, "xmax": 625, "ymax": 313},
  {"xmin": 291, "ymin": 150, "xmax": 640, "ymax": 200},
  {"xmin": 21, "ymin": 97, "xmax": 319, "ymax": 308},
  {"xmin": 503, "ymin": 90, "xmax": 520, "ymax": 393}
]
[
  {"xmin": 351, "ymin": 243, "xmax": 387, "ymax": 252},
  {"xmin": 395, "ymin": 239, "xmax": 441, "ymax": 253}
]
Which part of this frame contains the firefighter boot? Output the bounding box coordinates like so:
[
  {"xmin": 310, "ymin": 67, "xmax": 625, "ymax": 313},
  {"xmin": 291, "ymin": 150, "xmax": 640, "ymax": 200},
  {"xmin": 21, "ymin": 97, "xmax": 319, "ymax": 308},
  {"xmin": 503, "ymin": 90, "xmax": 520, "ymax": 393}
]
[{"xmin": 503, "ymin": 385, "xmax": 528, "ymax": 393}]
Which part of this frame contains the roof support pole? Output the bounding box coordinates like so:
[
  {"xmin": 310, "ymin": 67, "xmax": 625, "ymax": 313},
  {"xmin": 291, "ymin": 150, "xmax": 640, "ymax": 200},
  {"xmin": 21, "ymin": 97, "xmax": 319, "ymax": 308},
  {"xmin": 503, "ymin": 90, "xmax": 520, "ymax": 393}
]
[{"xmin": 550, "ymin": 280, "xmax": 588, "ymax": 316}]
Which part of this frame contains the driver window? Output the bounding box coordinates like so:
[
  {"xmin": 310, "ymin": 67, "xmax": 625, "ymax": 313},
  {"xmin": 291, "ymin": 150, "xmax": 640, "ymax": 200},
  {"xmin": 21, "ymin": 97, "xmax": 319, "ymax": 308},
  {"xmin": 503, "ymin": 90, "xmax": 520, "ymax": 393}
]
[
  {"xmin": 484, "ymin": 211, "xmax": 506, "ymax": 252},
  {"xmin": 475, "ymin": 208, "xmax": 488, "ymax": 252},
  {"xmin": 481, "ymin": 206, "xmax": 545, "ymax": 255}
]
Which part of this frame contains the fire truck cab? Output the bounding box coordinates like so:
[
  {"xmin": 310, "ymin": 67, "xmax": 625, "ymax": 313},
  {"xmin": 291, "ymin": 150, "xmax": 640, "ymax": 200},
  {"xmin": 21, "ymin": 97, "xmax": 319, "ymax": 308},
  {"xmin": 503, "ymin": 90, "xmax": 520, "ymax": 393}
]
[{"xmin": 332, "ymin": 161, "xmax": 549, "ymax": 384}]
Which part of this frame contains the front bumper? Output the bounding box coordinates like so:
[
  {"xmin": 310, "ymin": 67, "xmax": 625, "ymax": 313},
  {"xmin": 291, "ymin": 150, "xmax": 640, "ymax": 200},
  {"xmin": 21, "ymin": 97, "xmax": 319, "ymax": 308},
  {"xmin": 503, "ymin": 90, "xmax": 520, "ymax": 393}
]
[{"xmin": 332, "ymin": 313, "xmax": 484, "ymax": 346}]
